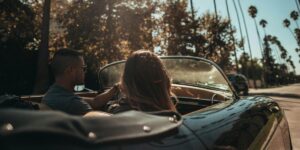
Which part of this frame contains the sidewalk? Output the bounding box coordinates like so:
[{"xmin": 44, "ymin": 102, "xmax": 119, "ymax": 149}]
[{"xmin": 249, "ymin": 84, "xmax": 300, "ymax": 98}]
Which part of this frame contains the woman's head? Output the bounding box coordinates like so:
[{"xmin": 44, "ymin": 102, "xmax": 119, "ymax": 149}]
[{"xmin": 121, "ymin": 50, "xmax": 176, "ymax": 111}]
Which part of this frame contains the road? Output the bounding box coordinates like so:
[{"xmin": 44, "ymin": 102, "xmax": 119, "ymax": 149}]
[
  {"xmin": 249, "ymin": 84, "xmax": 300, "ymax": 98},
  {"xmin": 249, "ymin": 84, "xmax": 300, "ymax": 149}
]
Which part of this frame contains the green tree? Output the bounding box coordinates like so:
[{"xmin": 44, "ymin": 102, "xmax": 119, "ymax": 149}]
[
  {"xmin": 161, "ymin": 0, "xmax": 239, "ymax": 70},
  {"xmin": 262, "ymin": 36, "xmax": 275, "ymax": 85},
  {"xmin": 161, "ymin": 0, "xmax": 200, "ymax": 56},
  {"xmin": 56, "ymin": 0, "xmax": 156, "ymax": 65},
  {"xmin": 269, "ymin": 35, "xmax": 296, "ymax": 78},
  {"xmin": 283, "ymin": 16, "xmax": 300, "ymax": 63},
  {"xmin": 0, "ymin": 0, "xmax": 39, "ymax": 95},
  {"xmin": 54, "ymin": 0, "xmax": 158, "ymax": 89},
  {"xmin": 269, "ymin": 35, "xmax": 288, "ymax": 60},
  {"xmin": 238, "ymin": 53, "xmax": 263, "ymax": 81},
  {"xmin": 197, "ymin": 12, "xmax": 236, "ymax": 70}
]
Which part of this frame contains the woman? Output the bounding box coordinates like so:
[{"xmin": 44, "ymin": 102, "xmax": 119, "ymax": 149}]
[{"xmin": 109, "ymin": 50, "xmax": 177, "ymax": 113}]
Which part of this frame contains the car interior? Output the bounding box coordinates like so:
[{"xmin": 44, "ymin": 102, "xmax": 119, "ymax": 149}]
[{"xmin": 20, "ymin": 83, "xmax": 231, "ymax": 115}]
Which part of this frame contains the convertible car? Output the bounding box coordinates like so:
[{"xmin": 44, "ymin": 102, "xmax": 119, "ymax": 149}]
[{"xmin": 0, "ymin": 56, "xmax": 292, "ymax": 150}]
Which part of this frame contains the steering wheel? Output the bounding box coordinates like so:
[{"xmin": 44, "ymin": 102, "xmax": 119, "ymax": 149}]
[{"xmin": 102, "ymin": 85, "xmax": 123, "ymax": 112}]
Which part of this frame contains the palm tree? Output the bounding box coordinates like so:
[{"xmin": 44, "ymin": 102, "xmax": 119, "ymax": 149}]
[
  {"xmin": 248, "ymin": 6, "xmax": 264, "ymax": 58},
  {"xmin": 283, "ymin": 18, "xmax": 291, "ymax": 27},
  {"xmin": 290, "ymin": 10, "xmax": 299, "ymax": 28},
  {"xmin": 287, "ymin": 56, "xmax": 296, "ymax": 73},
  {"xmin": 260, "ymin": 21, "xmax": 281, "ymax": 65},
  {"xmin": 248, "ymin": 5, "xmax": 269, "ymax": 85},
  {"xmin": 259, "ymin": 19, "xmax": 269, "ymax": 58},
  {"xmin": 33, "ymin": 0, "xmax": 51, "ymax": 94},
  {"xmin": 248, "ymin": 5, "xmax": 266, "ymax": 87},
  {"xmin": 288, "ymin": 12, "xmax": 300, "ymax": 60},
  {"xmin": 237, "ymin": 0, "xmax": 257, "ymax": 88},
  {"xmin": 283, "ymin": 18, "xmax": 298, "ymax": 41},
  {"xmin": 225, "ymin": 0, "xmax": 239, "ymax": 72},
  {"xmin": 259, "ymin": 19, "xmax": 267, "ymax": 35}
]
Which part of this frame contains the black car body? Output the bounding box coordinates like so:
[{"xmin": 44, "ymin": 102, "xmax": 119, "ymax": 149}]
[
  {"xmin": 0, "ymin": 56, "xmax": 292, "ymax": 150},
  {"xmin": 227, "ymin": 73, "xmax": 249, "ymax": 95}
]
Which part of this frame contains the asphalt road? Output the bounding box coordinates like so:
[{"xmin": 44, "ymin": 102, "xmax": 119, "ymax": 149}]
[
  {"xmin": 249, "ymin": 83, "xmax": 300, "ymax": 98},
  {"xmin": 249, "ymin": 84, "xmax": 300, "ymax": 149}
]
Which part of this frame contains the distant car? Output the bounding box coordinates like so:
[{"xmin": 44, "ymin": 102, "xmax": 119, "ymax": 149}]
[
  {"xmin": 227, "ymin": 73, "xmax": 249, "ymax": 96},
  {"xmin": 0, "ymin": 56, "xmax": 292, "ymax": 150}
]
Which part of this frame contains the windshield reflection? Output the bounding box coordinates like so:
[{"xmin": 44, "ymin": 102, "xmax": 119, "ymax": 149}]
[
  {"xmin": 99, "ymin": 57, "xmax": 232, "ymax": 93},
  {"xmin": 163, "ymin": 58, "xmax": 231, "ymax": 92}
]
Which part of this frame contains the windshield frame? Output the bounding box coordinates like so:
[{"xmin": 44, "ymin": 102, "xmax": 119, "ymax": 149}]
[{"xmin": 98, "ymin": 56, "xmax": 238, "ymax": 99}]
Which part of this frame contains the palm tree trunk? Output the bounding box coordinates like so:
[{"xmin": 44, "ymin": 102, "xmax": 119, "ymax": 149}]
[
  {"xmin": 213, "ymin": 0, "xmax": 217, "ymax": 17},
  {"xmin": 254, "ymin": 19, "xmax": 264, "ymax": 58},
  {"xmin": 33, "ymin": 0, "xmax": 51, "ymax": 94},
  {"xmin": 211, "ymin": 0, "xmax": 219, "ymax": 59},
  {"xmin": 295, "ymin": 21, "xmax": 300, "ymax": 29},
  {"xmin": 237, "ymin": 0, "xmax": 257, "ymax": 88},
  {"xmin": 190, "ymin": 0, "xmax": 199, "ymax": 55},
  {"xmin": 295, "ymin": 0, "xmax": 300, "ymax": 13},
  {"xmin": 190, "ymin": 0, "xmax": 195, "ymax": 20},
  {"xmin": 225, "ymin": 0, "xmax": 239, "ymax": 73},
  {"xmin": 262, "ymin": 28, "xmax": 267, "ymax": 37},
  {"xmin": 274, "ymin": 47, "xmax": 283, "ymax": 64},
  {"xmin": 288, "ymin": 27, "xmax": 298, "ymax": 41},
  {"xmin": 254, "ymin": 19, "xmax": 267, "ymax": 87},
  {"xmin": 232, "ymin": 0, "xmax": 244, "ymax": 51},
  {"xmin": 106, "ymin": 1, "xmax": 114, "ymax": 61}
]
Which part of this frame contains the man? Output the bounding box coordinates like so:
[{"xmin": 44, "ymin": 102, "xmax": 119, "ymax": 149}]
[{"xmin": 43, "ymin": 48, "xmax": 117, "ymax": 115}]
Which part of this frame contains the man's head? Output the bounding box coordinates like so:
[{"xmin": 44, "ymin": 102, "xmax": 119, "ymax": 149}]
[{"xmin": 51, "ymin": 48, "xmax": 86, "ymax": 86}]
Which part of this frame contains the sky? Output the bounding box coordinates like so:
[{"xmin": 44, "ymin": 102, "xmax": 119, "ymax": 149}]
[{"xmin": 191, "ymin": 0, "xmax": 300, "ymax": 75}]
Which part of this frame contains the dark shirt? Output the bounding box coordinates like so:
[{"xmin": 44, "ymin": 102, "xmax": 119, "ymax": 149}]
[{"xmin": 42, "ymin": 84, "xmax": 92, "ymax": 115}]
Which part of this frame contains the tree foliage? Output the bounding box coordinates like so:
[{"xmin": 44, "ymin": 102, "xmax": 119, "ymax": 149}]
[
  {"xmin": 0, "ymin": 0, "xmax": 41, "ymax": 95},
  {"xmin": 2, "ymin": 0, "xmax": 297, "ymax": 94},
  {"xmin": 161, "ymin": 1, "xmax": 237, "ymax": 70}
]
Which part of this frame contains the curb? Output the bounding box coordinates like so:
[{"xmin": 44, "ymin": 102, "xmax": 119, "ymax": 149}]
[{"xmin": 249, "ymin": 93, "xmax": 300, "ymax": 99}]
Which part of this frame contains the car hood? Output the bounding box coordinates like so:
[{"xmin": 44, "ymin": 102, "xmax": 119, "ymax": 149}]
[{"xmin": 182, "ymin": 95, "xmax": 281, "ymax": 149}]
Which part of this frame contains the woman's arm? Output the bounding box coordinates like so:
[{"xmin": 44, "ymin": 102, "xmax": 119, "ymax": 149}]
[{"xmin": 83, "ymin": 85, "xmax": 119, "ymax": 110}]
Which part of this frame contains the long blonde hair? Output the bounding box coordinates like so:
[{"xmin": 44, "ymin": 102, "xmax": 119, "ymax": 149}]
[{"xmin": 121, "ymin": 50, "xmax": 176, "ymax": 112}]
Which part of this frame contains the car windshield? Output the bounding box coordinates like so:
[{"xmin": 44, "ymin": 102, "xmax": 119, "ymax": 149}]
[{"xmin": 99, "ymin": 57, "xmax": 232, "ymax": 93}]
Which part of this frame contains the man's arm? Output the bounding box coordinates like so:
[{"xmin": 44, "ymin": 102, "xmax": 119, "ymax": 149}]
[
  {"xmin": 68, "ymin": 96, "xmax": 93, "ymax": 115},
  {"xmin": 83, "ymin": 85, "xmax": 118, "ymax": 110}
]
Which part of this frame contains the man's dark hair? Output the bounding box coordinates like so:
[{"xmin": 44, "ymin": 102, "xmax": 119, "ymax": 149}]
[{"xmin": 51, "ymin": 48, "xmax": 83, "ymax": 76}]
